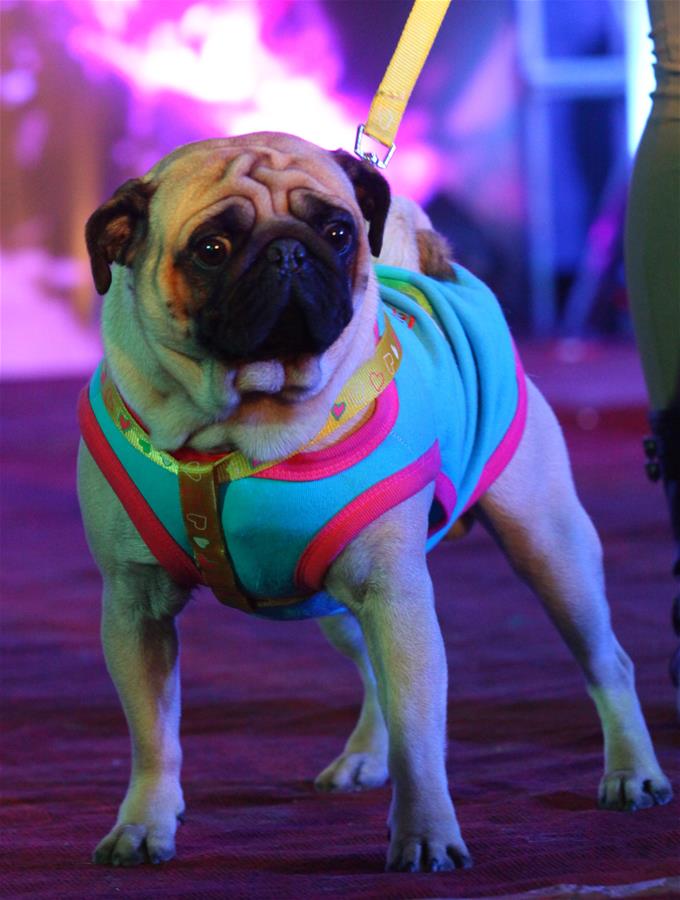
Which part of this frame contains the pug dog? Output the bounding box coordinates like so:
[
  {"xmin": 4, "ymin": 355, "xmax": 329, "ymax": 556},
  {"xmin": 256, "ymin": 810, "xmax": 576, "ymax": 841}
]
[{"xmin": 77, "ymin": 132, "xmax": 671, "ymax": 873}]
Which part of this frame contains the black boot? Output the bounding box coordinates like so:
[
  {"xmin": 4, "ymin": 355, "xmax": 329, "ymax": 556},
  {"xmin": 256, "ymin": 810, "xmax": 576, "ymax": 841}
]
[{"xmin": 644, "ymin": 408, "xmax": 680, "ymax": 688}]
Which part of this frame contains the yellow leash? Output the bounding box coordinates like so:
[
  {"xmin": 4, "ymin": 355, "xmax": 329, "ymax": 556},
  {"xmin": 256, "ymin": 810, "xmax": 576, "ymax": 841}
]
[{"xmin": 355, "ymin": 0, "xmax": 451, "ymax": 168}]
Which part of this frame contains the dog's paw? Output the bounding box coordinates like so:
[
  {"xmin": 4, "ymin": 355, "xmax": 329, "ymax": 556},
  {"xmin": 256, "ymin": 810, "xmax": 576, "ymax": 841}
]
[
  {"xmin": 386, "ymin": 834, "xmax": 472, "ymax": 873},
  {"xmin": 598, "ymin": 770, "xmax": 673, "ymax": 812},
  {"xmin": 315, "ymin": 750, "xmax": 388, "ymax": 793},
  {"xmin": 386, "ymin": 802, "xmax": 471, "ymax": 874},
  {"xmin": 93, "ymin": 815, "xmax": 183, "ymax": 866}
]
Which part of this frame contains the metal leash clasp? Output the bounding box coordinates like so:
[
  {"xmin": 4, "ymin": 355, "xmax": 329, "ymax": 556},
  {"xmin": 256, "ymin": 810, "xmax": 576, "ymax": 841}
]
[{"xmin": 354, "ymin": 124, "xmax": 396, "ymax": 169}]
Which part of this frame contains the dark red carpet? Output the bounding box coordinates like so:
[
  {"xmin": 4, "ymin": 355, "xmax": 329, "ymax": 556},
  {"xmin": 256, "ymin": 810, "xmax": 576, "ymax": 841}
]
[{"xmin": 1, "ymin": 364, "xmax": 679, "ymax": 899}]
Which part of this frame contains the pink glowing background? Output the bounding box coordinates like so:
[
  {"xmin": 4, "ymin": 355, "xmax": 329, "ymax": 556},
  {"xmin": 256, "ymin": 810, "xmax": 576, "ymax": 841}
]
[
  {"xmin": 0, "ymin": 0, "xmax": 638, "ymax": 377},
  {"xmin": 62, "ymin": 0, "xmax": 448, "ymax": 199}
]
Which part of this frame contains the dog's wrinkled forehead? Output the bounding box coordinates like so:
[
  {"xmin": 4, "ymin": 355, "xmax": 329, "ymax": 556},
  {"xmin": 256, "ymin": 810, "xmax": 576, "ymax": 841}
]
[{"xmin": 147, "ymin": 134, "xmax": 357, "ymax": 240}]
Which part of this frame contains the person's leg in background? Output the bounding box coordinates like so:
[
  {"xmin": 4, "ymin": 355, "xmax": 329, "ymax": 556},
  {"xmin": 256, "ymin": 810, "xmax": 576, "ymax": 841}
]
[{"xmin": 624, "ymin": 0, "xmax": 680, "ymax": 700}]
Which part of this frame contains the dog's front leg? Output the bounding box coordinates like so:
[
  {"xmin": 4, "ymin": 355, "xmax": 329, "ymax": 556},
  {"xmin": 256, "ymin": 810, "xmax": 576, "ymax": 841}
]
[
  {"xmin": 93, "ymin": 579, "xmax": 186, "ymax": 866},
  {"xmin": 78, "ymin": 442, "xmax": 188, "ymax": 865},
  {"xmin": 362, "ymin": 575, "xmax": 471, "ymax": 872},
  {"xmin": 326, "ymin": 488, "xmax": 472, "ymax": 873}
]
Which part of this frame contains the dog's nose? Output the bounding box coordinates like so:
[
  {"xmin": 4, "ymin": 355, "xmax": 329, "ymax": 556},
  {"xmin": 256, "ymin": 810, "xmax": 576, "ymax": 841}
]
[{"xmin": 265, "ymin": 239, "xmax": 307, "ymax": 274}]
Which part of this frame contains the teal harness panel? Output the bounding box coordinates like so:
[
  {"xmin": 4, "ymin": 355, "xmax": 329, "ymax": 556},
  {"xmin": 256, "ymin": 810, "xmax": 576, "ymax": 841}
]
[
  {"xmin": 82, "ymin": 264, "xmax": 524, "ymax": 620},
  {"xmin": 377, "ymin": 263, "xmax": 522, "ymax": 528}
]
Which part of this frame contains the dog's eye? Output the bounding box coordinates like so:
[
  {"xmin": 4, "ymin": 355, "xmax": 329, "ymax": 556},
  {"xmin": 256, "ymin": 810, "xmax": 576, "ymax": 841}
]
[
  {"xmin": 323, "ymin": 222, "xmax": 354, "ymax": 254},
  {"xmin": 193, "ymin": 237, "xmax": 230, "ymax": 268}
]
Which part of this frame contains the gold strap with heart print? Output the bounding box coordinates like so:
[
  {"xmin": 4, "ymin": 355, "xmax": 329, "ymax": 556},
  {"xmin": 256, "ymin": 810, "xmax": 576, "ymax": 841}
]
[
  {"xmin": 100, "ymin": 316, "xmax": 402, "ymax": 610},
  {"xmin": 103, "ymin": 317, "xmax": 401, "ymax": 484},
  {"xmin": 176, "ymin": 462, "xmax": 255, "ymax": 612}
]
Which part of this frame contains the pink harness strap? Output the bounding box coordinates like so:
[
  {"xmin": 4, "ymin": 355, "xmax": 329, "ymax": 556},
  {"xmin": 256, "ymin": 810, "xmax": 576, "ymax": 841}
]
[
  {"xmin": 78, "ymin": 386, "xmax": 201, "ymax": 588},
  {"xmin": 296, "ymin": 440, "xmax": 443, "ymax": 592}
]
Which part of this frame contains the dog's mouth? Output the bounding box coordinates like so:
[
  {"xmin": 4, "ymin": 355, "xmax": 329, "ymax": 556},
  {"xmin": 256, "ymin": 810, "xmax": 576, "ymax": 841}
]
[{"xmin": 233, "ymin": 354, "xmax": 323, "ymax": 402}]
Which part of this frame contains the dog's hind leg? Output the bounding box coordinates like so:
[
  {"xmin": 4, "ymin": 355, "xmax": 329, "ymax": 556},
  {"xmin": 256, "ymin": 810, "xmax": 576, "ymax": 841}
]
[
  {"xmin": 477, "ymin": 378, "xmax": 672, "ymax": 811},
  {"xmin": 315, "ymin": 613, "xmax": 389, "ymax": 792}
]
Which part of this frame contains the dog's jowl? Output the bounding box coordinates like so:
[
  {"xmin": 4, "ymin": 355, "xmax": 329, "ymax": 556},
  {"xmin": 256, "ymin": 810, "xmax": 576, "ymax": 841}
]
[{"xmin": 77, "ymin": 132, "xmax": 672, "ymax": 872}]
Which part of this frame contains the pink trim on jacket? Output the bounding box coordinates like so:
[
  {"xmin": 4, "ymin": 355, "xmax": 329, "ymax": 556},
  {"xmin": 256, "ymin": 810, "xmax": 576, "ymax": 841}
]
[
  {"xmin": 463, "ymin": 348, "xmax": 527, "ymax": 513},
  {"xmin": 78, "ymin": 386, "xmax": 201, "ymax": 588},
  {"xmin": 255, "ymin": 381, "xmax": 399, "ymax": 482},
  {"xmin": 431, "ymin": 471, "xmax": 457, "ymax": 536},
  {"xmin": 295, "ymin": 440, "xmax": 442, "ymax": 592}
]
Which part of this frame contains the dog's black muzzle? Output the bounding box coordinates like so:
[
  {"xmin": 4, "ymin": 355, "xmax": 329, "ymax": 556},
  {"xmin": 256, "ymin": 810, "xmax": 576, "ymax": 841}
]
[{"xmin": 194, "ymin": 228, "xmax": 355, "ymax": 365}]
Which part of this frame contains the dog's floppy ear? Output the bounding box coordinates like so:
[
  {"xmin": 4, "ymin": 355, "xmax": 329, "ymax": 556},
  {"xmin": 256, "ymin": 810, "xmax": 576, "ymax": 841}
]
[
  {"xmin": 85, "ymin": 178, "xmax": 155, "ymax": 295},
  {"xmin": 331, "ymin": 150, "xmax": 391, "ymax": 257}
]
